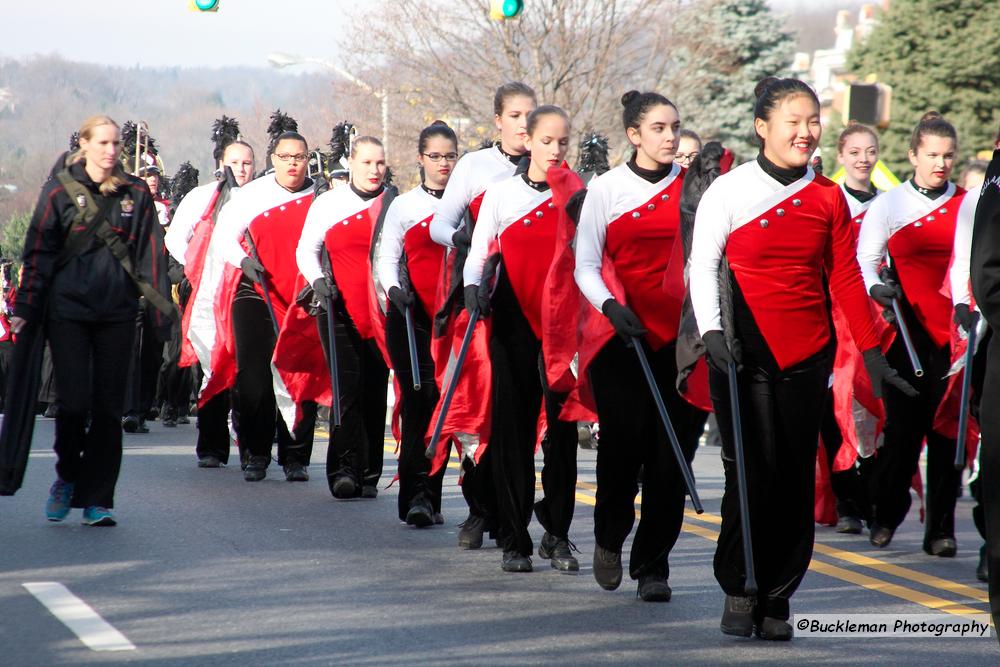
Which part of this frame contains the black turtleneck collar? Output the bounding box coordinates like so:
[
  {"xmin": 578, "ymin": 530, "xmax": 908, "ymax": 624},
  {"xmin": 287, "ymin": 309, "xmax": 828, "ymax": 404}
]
[
  {"xmin": 910, "ymin": 178, "xmax": 949, "ymax": 200},
  {"xmin": 521, "ymin": 172, "xmax": 550, "ymax": 192},
  {"xmin": 844, "ymin": 183, "xmax": 877, "ymax": 203},
  {"xmin": 351, "ymin": 182, "xmax": 384, "ymax": 201},
  {"xmin": 421, "ymin": 183, "xmax": 445, "ymax": 199},
  {"xmin": 68, "ymin": 160, "xmax": 102, "ymax": 192},
  {"xmin": 756, "ymin": 153, "xmax": 807, "ymax": 187},
  {"xmin": 626, "ymin": 153, "xmax": 672, "ymax": 183},
  {"xmin": 497, "ymin": 143, "xmax": 525, "ymax": 165}
]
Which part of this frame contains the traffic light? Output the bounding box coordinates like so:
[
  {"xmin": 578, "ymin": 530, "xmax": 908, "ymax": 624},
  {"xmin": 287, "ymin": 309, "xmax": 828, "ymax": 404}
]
[
  {"xmin": 843, "ymin": 82, "xmax": 892, "ymax": 129},
  {"xmin": 188, "ymin": 0, "xmax": 219, "ymax": 12},
  {"xmin": 489, "ymin": 0, "xmax": 523, "ymax": 20}
]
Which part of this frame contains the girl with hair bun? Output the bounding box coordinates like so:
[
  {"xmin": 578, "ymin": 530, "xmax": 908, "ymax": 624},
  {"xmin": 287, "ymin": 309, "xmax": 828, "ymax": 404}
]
[
  {"xmin": 376, "ymin": 121, "xmax": 459, "ymax": 527},
  {"xmin": 463, "ymin": 104, "xmax": 579, "ymax": 573},
  {"xmin": 689, "ymin": 77, "xmax": 912, "ymax": 639},
  {"xmin": 574, "ymin": 90, "xmax": 707, "ymax": 601},
  {"xmin": 858, "ymin": 112, "xmax": 968, "ymax": 558}
]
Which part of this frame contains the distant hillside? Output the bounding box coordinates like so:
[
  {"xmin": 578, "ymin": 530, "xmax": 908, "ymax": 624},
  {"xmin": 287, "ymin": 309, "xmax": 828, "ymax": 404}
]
[{"xmin": 0, "ymin": 55, "xmax": 340, "ymax": 225}]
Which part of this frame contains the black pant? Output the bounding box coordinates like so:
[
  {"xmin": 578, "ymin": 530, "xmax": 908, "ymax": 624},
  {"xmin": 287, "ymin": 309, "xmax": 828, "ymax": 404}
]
[
  {"xmin": 160, "ymin": 315, "xmax": 193, "ymax": 416},
  {"xmin": 590, "ymin": 337, "xmax": 707, "ymax": 579},
  {"xmin": 710, "ymin": 347, "xmax": 832, "ymax": 621},
  {"xmin": 123, "ymin": 309, "xmax": 164, "ymax": 418},
  {"xmin": 196, "ymin": 388, "xmax": 232, "ymax": 463},
  {"xmin": 868, "ymin": 313, "xmax": 959, "ymax": 547},
  {"xmin": 386, "ymin": 301, "xmax": 444, "ymax": 520},
  {"xmin": 979, "ymin": 331, "xmax": 1000, "ymax": 634},
  {"xmin": 232, "ymin": 293, "xmax": 316, "ymax": 466},
  {"xmin": 818, "ymin": 393, "xmax": 869, "ymax": 522},
  {"xmin": 48, "ymin": 317, "xmax": 135, "ymax": 508},
  {"xmin": 318, "ymin": 302, "xmax": 389, "ymax": 490},
  {"xmin": 487, "ymin": 275, "xmax": 577, "ymax": 556}
]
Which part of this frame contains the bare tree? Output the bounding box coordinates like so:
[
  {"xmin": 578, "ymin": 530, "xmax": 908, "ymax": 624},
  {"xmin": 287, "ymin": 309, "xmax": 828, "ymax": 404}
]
[{"xmin": 342, "ymin": 0, "xmax": 687, "ymax": 183}]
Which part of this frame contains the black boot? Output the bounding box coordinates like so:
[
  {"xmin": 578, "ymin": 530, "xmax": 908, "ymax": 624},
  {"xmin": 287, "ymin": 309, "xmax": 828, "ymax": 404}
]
[
  {"xmin": 501, "ymin": 550, "xmax": 532, "ymax": 573},
  {"xmin": 720, "ymin": 595, "xmax": 755, "ymax": 637},
  {"xmin": 637, "ymin": 574, "xmax": 672, "ymax": 602},
  {"xmin": 593, "ymin": 545, "xmax": 622, "ymax": 590},
  {"xmin": 538, "ymin": 532, "xmax": 580, "ymax": 572},
  {"xmin": 406, "ymin": 496, "xmax": 435, "ymax": 528},
  {"xmin": 243, "ymin": 455, "xmax": 268, "ymax": 482},
  {"xmin": 458, "ymin": 514, "xmax": 487, "ymax": 549}
]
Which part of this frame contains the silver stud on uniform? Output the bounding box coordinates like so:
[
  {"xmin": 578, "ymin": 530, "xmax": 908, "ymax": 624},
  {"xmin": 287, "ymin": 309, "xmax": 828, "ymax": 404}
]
[
  {"xmin": 661, "ymin": 194, "xmax": 669, "ymax": 200},
  {"xmin": 647, "ymin": 204, "xmax": 655, "ymax": 211},
  {"xmin": 914, "ymin": 221, "xmax": 923, "ymax": 228},
  {"xmin": 776, "ymin": 208, "xmax": 785, "ymax": 217},
  {"xmin": 536, "ymin": 210, "xmax": 543, "ymax": 217},
  {"xmin": 760, "ymin": 219, "xmax": 769, "ymax": 228},
  {"xmin": 632, "ymin": 212, "xmax": 641, "ymax": 219},
  {"xmin": 927, "ymin": 215, "xmax": 935, "ymax": 222},
  {"xmin": 792, "ymin": 199, "xmax": 802, "ymax": 207},
  {"xmin": 523, "ymin": 218, "xmax": 531, "ymax": 226}
]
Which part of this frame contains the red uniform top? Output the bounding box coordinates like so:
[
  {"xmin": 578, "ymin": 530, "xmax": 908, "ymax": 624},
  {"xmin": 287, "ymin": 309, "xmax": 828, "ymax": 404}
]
[{"xmin": 690, "ymin": 160, "xmax": 879, "ymax": 370}]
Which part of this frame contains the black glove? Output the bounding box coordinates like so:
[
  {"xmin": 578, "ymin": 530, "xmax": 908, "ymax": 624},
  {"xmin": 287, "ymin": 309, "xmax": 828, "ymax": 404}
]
[
  {"xmin": 954, "ymin": 303, "xmax": 978, "ymax": 334},
  {"xmin": 312, "ymin": 277, "xmax": 339, "ymax": 302},
  {"xmin": 702, "ymin": 330, "xmax": 741, "ymax": 374},
  {"xmin": 452, "ymin": 226, "xmax": 471, "ymax": 252},
  {"xmin": 240, "ymin": 257, "xmax": 265, "ymax": 284},
  {"xmin": 387, "ymin": 285, "xmax": 414, "ymax": 315},
  {"xmin": 464, "ymin": 283, "xmax": 490, "ymax": 317},
  {"xmin": 862, "ymin": 347, "xmax": 918, "ymax": 399},
  {"xmin": 601, "ymin": 299, "xmax": 647, "ymax": 340},
  {"xmin": 869, "ymin": 283, "xmax": 900, "ymax": 308}
]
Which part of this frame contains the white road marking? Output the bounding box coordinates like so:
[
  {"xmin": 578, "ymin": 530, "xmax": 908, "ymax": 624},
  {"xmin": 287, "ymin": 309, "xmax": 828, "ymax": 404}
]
[{"xmin": 23, "ymin": 582, "xmax": 136, "ymax": 652}]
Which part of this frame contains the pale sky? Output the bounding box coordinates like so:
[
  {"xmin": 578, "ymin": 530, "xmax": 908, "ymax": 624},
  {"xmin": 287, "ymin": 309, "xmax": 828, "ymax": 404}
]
[
  {"xmin": 1, "ymin": 0, "xmax": 844, "ymax": 70},
  {"xmin": 0, "ymin": 0, "xmax": 353, "ymax": 69}
]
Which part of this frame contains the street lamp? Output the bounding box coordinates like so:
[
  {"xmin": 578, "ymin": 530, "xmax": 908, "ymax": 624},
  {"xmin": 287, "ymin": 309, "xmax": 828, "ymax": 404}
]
[{"xmin": 267, "ymin": 52, "xmax": 389, "ymax": 157}]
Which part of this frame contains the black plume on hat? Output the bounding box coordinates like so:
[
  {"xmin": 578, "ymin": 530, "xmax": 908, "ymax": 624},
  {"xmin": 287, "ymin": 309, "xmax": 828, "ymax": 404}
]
[
  {"xmin": 577, "ymin": 132, "xmax": 610, "ymax": 176},
  {"xmin": 169, "ymin": 161, "xmax": 200, "ymax": 217},
  {"xmin": 212, "ymin": 115, "xmax": 241, "ymax": 162},
  {"xmin": 266, "ymin": 109, "xmax": 299, "ymax": 154},
  {"xmin": 69, "ymin": 131, "xmax": 80, "ymax": 152},
  {"xmin": 328, "ymin": 121, "xmax": 355, "ymax": 164}
]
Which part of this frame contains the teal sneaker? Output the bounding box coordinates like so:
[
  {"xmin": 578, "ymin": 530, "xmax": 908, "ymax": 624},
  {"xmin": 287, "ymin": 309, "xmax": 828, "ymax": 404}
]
[
  {"xmin": 82, "ymin": 506, "xmax": 116, "ymax": 526},
  {"xmin": 45, "ymin": 479, "xmax": 74, "ymax": 522}
]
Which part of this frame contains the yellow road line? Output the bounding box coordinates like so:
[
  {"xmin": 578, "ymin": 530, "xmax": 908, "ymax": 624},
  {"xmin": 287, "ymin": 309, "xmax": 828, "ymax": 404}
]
[
  {"xmin": 681, "ymin": 508, "xmax": 990, "ymax": 606},
  {"xmin": 377, "ymin": 442, "xmax": 987, "ymax": 615}
]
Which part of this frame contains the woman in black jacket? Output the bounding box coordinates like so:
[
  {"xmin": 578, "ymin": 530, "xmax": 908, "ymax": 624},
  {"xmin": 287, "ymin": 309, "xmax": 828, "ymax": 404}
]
[{"xmin": 12, "ymin": 115, "xmax": 170, "ymax": 526}]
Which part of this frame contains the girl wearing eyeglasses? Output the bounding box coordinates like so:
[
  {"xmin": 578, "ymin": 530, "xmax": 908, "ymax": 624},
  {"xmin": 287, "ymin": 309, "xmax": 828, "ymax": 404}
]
[
  {"xmin": 375, "ymin": 121, "xmax": 459, "ymax": 527},
  {"xmin": 297, "ymin": 135, "xmax": 391, "ymax": 500}
]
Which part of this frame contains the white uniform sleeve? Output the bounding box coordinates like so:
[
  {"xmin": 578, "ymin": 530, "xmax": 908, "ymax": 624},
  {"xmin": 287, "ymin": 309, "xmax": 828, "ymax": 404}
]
[
  {"xmin": 856, "ymin": 194, "xmax": 892, "ymax": 292},
  {"xmin": 165, "ymin": 184, "xmax": 214, "ymax": 264},
  {"xmin": 463, "ymin": 187, "xmax": 501, "ymax": 287},
  {"xmin": 688, "ymin": 179, "xmax": 731, "ymax": 335},
  {"xmin": 212, "ymin": 189, "xmax": 252, "ymax": 269},
  {"xmin": 430, "ymin": 156, "xmax": 472, "ymax": 247},
  {"xmin": 950, "ymin": 189, "xmax": 980, "ymax": 306},
  {"xmin": 375, "ymin": 198, "xmax": 406, "ymax": 292},
  {"xmin": 296, "ymin": 192, "xmax": 333, "ymax": 286},
  {"xmin": 573, "ymin": 187, "xmax": 614, "ymax": 311}
]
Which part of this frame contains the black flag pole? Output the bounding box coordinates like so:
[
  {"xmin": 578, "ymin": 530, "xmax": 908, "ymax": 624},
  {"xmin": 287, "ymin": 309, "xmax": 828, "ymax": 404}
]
[
  {"xmin": 405, "ymin": 306, "xmax": 422, "ymax": 391},
  {"xmin": 425, "ymin": 308, "xmax": 479, "ymax": 460},
  {"xmin": 630, "ymin": 336, "xmax": 703, "ymax": 514},
  {"xmin": 954, "ymin": 314, "xmax": 979, "ymax": 470},
  {"xmin": 727, "ymin": 359, "xmax": 758, "ymax": 596}
]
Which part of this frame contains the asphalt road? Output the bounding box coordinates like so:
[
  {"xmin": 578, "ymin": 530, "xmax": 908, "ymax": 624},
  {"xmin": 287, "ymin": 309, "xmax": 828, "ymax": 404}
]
[{"xmin": 1, "ymin": 416, "xmax": 996, "ymax": 665}]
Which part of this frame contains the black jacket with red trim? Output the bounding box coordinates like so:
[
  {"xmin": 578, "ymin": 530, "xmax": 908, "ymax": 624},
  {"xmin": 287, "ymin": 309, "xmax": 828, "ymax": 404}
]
[{"xmin": 16, "ymin": 160, "xmax": 170, "ymax": 328}]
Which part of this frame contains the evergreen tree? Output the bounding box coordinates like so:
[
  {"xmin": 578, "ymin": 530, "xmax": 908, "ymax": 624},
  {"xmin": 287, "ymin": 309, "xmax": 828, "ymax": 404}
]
[
  {"xmin": 671, "ymin": 0, "xmax": 796, "ymax": 161},
  {"xmin": 847, "ymin": 0, "xmax": 1000, "ymax": 176}
]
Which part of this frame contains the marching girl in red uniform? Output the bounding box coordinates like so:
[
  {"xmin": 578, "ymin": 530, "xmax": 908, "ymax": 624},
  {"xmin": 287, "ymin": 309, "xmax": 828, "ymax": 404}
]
[
  {"xmin": 689, "ymin": 78, "xmax": 912, "ymax": 639},
  {"xmin": 463, "ymin": 105, "xmax": 579, "ymax": 573},
  {"xmin": 376, "ymin": 121, "xmax": 459, "ymax": 526},
  {"xmin": 297, "ymin": 136, "xmax": 389, "ymax": 500},
  {"xmin": 817, "ymin": 124, "xmax": 884, "ymax": 534},
  {"xmin": 574, "ymin": 91, "xmax": 707, "ymax": 601},
  {"xmin": 857, "ymin": 112, "xmax": 966, "ymax": 555},
  {"xmin": 428, "ymin": 82, "xmax": 536, "ymax": 550}
]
